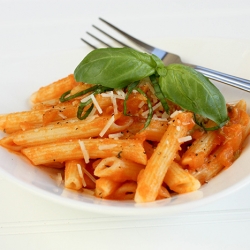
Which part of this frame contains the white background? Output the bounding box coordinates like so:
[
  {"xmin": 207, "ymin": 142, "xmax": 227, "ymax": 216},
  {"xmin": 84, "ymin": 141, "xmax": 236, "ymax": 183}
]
[{"xmin": 1, "ymin": 0, "xmax": 250, "ymax": 249}]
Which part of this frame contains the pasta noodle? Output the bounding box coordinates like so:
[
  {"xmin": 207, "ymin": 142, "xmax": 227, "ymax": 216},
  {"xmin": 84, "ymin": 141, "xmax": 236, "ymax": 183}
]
[
  {"xmin": 134, "ymin": 112, "xmax": 195, "ymax": 203},
  {"xmin": 0, "ymin": 74, "xmax": 249, "ymax": 204}
]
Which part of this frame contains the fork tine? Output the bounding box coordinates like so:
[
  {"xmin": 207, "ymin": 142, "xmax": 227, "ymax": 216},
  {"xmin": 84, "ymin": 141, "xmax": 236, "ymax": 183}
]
[
  {"xmin": 80, "ymin": 38, "xmax": 98, "ymax": 49},
  {"xmin": 99, "ymin": 18, "xmax": 167, "ymax": 59},
  {"xmin": 92, "ymin": 25, "xmax": 130, "ymax": 48},
  {"xmin": 86, "ymin": 31, "xmax": 113, "ymax": 48},
  {"xmin": 81, "ymin": 18, "xmax": 167, "ymax": 59},
  {"xmin": 81, "ymin": 26, "xmax": 130, "ymax": 49},
  {"xmin": 99, "ymin": 17, "xmax": 154, "ymax": 52}
]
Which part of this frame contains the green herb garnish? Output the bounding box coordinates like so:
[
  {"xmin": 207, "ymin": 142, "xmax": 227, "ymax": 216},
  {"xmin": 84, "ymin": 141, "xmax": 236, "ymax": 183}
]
[{"xmin": 61, "ymin": 47, "xmax": 229, "ymax": 130}]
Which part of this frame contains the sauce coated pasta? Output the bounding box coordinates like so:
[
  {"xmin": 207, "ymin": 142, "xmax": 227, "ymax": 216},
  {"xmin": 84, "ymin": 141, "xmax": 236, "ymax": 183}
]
[{"xmin": 0, "ymin": 74, "xmax": 249, "ymax": 203}]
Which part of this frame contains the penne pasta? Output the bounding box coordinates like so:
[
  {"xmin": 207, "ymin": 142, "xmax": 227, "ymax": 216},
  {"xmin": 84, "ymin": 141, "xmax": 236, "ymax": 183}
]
[
  {"xmin": 134, "ymin": 112, "xmax": 195, "ymax": 203},
  {"xmin": 30, "ymin": 74, "xmax": 78, "ymax": 104},
  {"xmin": 164, "ymin": 161, "xmax": 201, "ymax": 194},
  {"xmin": 65, "ymin": 159, "xmax": 87, "ymax": 190},
  {"xmin": 157, "ymin": 186, "xmax": 171, "ymax": 199},
  {"xmin": 21, "ymin": 138, "xmax": 147, "ymax": 166},
  {"xmin": 11, "ymin": 114, "xmax": 133, "ymax": 147},
  {"xmin": 111, "ymin": 181, "xmax": 137, "ymax": 200},
  {"xmin": 128, "ymin": 119, "xmax": 168, "ymax": 141},
  {"xmin": 181, "ymin": 131, "xmax": 221, "ymax": 170},
  {"xmin": 95, "ymin": 177, "xmax": 121, "ymax": 198},
  {"xmin": 0, "ymin": 67, "xmax": 249, "ymax": 205},
  {"xmin": 94, "ymin": 156, "xmax": 144, "ymax": 182},
  {"xmin": 191, "ymin": 110, "xmax": 250, "ymax": 184}
]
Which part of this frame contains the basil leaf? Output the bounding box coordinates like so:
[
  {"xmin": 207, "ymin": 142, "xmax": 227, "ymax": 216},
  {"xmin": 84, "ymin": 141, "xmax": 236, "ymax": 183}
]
[
  {"xmin": 159, "ymin": 64, "xmax": 229, "ymax": 126},
  {"xmin": 74, "ymin": 47, "xmax": 157, "ymax": 89},
  {"xmin": 149, "ymin": 75, "xmax": 169, "ymax": 113}
]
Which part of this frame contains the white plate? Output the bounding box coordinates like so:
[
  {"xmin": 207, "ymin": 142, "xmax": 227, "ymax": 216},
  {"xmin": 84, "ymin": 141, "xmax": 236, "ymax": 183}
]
[{"xmin": 0, "ymin": 47, "xmax": 250, "ymax": 216}]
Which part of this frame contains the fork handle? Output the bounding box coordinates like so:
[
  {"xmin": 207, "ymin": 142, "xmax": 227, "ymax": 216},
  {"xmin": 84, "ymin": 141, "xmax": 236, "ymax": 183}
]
[{"xmin": 194, "ymin": 66, "xmax": 250, "ymax": 92}]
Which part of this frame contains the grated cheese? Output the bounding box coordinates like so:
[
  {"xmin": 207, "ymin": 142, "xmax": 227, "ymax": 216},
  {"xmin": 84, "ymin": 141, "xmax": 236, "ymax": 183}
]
[
  {"xmin": 77, "ymin": 163, "xmax": 87, "ymax": 187},
  {"xmin": 101, "ymin": 92, "xmax": 112, "ymax": 98},
  {"xmin": 58, "ymin": 113, "xmax": 67, "ymax": 119},
  {"xmin": 98, "ymin": 144, "xmax": 117, "ymax": 150},
  {"xmin": 86, "ymin": 114, "xmax": 99, "ymax": 122},
  {"xmin": 77, "ymin": 163, "xmax": 83, "ymax": 178},
  {"xmin": 141, "ymin": 102, "xmax": 162, "ymax": 117},
  {"xmin": 108, "ymin": 132, "xmax": 123, "ymax": 139},
  {"xmin": 87, "ymin": 106, "xmax": 97, "ymax": 117},
  {"xmin": 85, "ymin": 107, "xmax": 99, "ymax": 122},
  {"xmin": 115, "ymin": 89, "xmax": 126, "ymax": 99},
  {"xmin": 82, "ymin": 178, "xmax": 87, "ymax": 187},
  {"xmin": 101, "ymin": 91, "xmax": 118, "ymax": 114},
  {"xmin": 80, "ymin": 94, "xmax": 92, "ymax": 103},
  {"xmin": 90, "ymin": 94, "xmax": 103, "ymax": 114},
  {"xmin": 99, "ymin": 115, "xmax": 115, "ymax": 137},
  {"xmin": 110, "ymin": 91, "xmax": 118, "ymax": 115},
  {"xmin": 113, "ymin": 94, "xmax": 125, "ymax": 100},
  {"xmin": 138, "ymin": 101, "xmax": 145, "ymax": 108},
  {"xmin": 170, "ymin": 110, "xmax": 183, "ymax": 118},
  {"xmin": 178, "ymin": 135, "xmax": 192, "ymax": 143},
  {"xmin": 82, "ymin": 167, "xmax": 96, "ymax": 183},
  {"xmin": 78, "ymin": 140, "xmax": 90, "ymax": 163},
  {"xmin": 152, "ymin": 116, "xmax": 168, "ymax": 121}
]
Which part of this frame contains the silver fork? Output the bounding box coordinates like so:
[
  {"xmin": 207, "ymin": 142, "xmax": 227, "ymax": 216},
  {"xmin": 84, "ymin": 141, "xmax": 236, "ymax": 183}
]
[{"xmin": 81, "ymin": 17, "xmax": 250, "ymax": 92}]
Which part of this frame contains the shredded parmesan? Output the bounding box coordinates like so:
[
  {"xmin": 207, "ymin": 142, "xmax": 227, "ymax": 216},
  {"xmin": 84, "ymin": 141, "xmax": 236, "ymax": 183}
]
[
  {"xmin": 87, "ymin": 106, "xmax": 96, "ymax": 117},
  {"xmin": 101, "ymin": 91, "xmax": 118, "ymax": 114},
  {"xmin": 99, "ymin": 115, "xmax": 115, "ymax": 137},
  {"xmin": 90, "ymin": 94, "xmax": 103, "ymax": 114},
  {"xmin": 78, "ymin": 140, "xmax": 90, "ymax": 163},
  {"xmin": 82, "ymin": 178, "xmax": 87, "ymax": 187},
  {"xmin": 108, "ymin": 132, "xmax": 123, "ymax": 139},
  {"xmin": 178, "ymin": 135, "xmax": 192, "ymax": 143},
  {"xmin": 77, "ymin": 164, "xmax": 83, "ymax": 178},
  {"xmin": 98, "ymin": 144, "xmax": 117, "ymax": 150},
  {"xmin": 115, "ymin": 89, "xmax": 126, "ymax": 99},
  {"xmin": 80, "ymin": 94, "xmax": 92, "ymax": 103},
  {"xmin": 77, "ymin": 163, "xmax": 87, "ymax": 187},
  {"xmin": 170, "ymin": 110, "xmax": 183, "ymax": 118},
  {"xmin": 82, "ymin": 167, "xmax": 96, "ymax": 183},
  {"xmin": 110, "ymin": 91, "xmax": 118, "ymax": 115},
  {"xmin": 58, "ymin": 113, "xmax": 67, "ymax": 119},
  {"xmin": 138, "ymin": 101, "xmax": 145, "ymax": 108},
  {"xmin": 152, "ymin": 114, "xmax": 168, "ymax": 121},
  {"xmin": 86, "ymin": 114, "xmax": 99, "ymax": 122},
  {"xmin": 85, "ymin": 107, "xmax": 99, "ymax": 122},
  {"xmin": 101, "ymin": 92, "xmax": 112, "ymax": 98},
  {"xmin": 142, "ymin": 102, "xmax": 162, "ymax": 117},
  {"xmin": 113, "ymin": 93, "xmax": 125, "ymax": 100}
]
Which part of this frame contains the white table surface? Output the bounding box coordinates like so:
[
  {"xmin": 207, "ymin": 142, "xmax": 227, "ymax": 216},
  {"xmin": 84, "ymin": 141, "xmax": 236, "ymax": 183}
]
[{"xmin": 1, "ymin": 1, "xmax": 250, "ymax": 249}]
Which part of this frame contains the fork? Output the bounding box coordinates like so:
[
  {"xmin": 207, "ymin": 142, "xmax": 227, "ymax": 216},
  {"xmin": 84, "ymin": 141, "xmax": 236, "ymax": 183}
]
[{"xmin": 81, "ymin": 17, "xmax": 250, "ymax": 92}]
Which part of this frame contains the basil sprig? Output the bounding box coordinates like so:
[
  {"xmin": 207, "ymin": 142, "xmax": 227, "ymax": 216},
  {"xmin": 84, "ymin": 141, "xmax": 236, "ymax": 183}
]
[
  {"xmin": 74, "ymin": 48, "xmax": 162, "ymax": 89},
  {"xmin": 159, "ymin": 64, "xmax": 229, "ymax": 128},
  {"xmin": 72, "ymin": 47, "xmax": 229, "ymax": 129}
]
